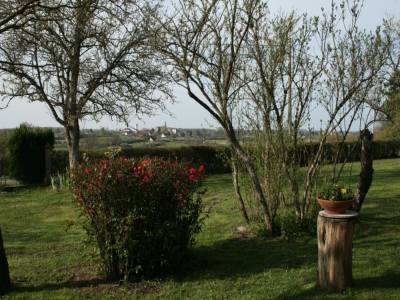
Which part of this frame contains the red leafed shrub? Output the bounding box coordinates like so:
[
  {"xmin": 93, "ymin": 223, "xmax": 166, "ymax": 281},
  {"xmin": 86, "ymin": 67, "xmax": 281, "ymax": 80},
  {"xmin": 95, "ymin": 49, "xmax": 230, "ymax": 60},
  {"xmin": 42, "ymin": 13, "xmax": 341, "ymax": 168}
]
[{"xmin": 71, "ymin": 157, "xmax": 205, "ymax": 281}]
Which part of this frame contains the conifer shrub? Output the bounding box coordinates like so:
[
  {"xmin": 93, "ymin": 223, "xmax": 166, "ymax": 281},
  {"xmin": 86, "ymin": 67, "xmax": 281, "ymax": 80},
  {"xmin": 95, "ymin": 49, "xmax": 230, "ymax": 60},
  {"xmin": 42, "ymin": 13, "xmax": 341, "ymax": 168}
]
[{"xmin": 8, "ymin": 124, "xmax": 54, "ymax": 184}]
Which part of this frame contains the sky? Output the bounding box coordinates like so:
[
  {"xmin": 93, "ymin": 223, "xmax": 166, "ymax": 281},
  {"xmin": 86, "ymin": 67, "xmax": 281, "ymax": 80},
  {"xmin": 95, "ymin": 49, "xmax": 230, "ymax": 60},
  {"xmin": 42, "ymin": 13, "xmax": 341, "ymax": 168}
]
[{"xmin": 0, "ymin": 0, "xmax": 399, "ymax": 130}]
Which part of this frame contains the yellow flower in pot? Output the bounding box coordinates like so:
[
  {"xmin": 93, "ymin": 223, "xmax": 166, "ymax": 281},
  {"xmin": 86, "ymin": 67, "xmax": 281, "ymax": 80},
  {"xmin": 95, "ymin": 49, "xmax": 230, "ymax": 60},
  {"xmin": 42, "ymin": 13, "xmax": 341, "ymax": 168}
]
[{"xmin": 317, "ymin": 184, "xmax": 354, "ymax": 214}]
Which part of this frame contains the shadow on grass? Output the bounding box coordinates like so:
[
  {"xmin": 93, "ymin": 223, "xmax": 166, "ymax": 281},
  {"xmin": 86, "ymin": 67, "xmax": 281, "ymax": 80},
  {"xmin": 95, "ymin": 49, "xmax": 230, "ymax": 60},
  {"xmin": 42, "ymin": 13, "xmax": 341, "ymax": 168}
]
[
  {"xmin": 179, "ymin": 236, "xmax": 317, "ymax": 281},
  {"xmin": 11, "ymin": 236, "xmax": 318, "ymax": 294},
  {"xmin": 14, "ymin": 278, "xmax": 110, "ymax": 293}
]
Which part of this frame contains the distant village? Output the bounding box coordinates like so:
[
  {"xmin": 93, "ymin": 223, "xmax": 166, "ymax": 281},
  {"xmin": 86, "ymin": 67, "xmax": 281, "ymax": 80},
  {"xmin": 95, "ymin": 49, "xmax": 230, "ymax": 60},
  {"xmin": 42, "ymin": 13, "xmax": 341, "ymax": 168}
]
[{"xmin": 117, "ymin": 123, "xmax": 226, "ymax": 142}]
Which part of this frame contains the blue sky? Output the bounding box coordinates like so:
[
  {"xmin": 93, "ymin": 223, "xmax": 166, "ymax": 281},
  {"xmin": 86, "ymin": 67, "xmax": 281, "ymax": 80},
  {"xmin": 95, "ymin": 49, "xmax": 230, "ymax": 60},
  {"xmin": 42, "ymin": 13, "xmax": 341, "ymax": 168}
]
[{"xmin": 0, "ymin": 0, "xmax": 399, "ymax": 130}]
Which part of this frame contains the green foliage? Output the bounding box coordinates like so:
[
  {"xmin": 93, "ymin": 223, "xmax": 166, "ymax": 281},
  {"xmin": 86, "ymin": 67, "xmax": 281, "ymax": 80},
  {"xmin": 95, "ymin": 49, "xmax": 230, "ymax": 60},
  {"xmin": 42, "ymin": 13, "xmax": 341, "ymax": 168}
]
[
  {"xmin": 8, "ymin": 124, "xmax": 55, "ymax": 184},
  {"xmin": 250, "ymin": 203, "xmax": 320, "ymax": 239},
  {"xmin": 294, "ymin": 140, "xmax": 400, "ymax": 166},
  {"xmin": 51, "ymin": 149, "xmax": 70, "ymax": 175},
  {"xmin": 318, "ymin": 184, "xmax": 354, "ymax": 201},
  {"xmin": 71, "ymin": 157, "xmax": 206, "ymax": 281},
  {"xmin": 274, "ymin": 207, "xmax": 319, "ymax": 239}
]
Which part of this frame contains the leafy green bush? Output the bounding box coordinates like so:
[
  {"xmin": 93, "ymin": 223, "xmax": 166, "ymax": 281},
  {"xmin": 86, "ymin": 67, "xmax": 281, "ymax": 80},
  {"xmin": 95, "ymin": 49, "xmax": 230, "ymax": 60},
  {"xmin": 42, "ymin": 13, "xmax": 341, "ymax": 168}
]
[
  {"xmin": 8, "ymin": 124, "xmax": 54, "ymax": 184},
  {"xmin": 71, "ymin": 157, "xmax": 205, "ymax": 281},
  {"xmin": 273, "ymin": 203, "xmax": 320, "ymax": 239}
]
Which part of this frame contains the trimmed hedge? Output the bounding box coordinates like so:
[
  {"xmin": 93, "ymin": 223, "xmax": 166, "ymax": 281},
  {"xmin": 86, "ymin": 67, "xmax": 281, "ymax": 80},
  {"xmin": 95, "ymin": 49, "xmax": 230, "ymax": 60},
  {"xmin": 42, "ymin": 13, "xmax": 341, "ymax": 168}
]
[
  {"xmin": 49, "ymin": 140, "xmax": 400, "ymax": 175},
  {"xmin": 294, "ymin": 140, "xmax": 400, "ymax": 166},
  {"xmin": 52, "ymin": 145, "xmax": 231, "ymax": 175},
  {"xmin": 8, "ymin": 124, "xmax": 54, "ymax": 184}
]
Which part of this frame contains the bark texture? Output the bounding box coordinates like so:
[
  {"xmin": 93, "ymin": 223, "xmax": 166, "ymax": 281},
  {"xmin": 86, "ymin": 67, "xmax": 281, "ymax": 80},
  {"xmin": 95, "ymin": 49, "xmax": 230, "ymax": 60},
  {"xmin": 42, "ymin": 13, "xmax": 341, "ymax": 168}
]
[
  {"xmin": 66, "ymin": 118, "xmax": 80, "ymax": 169},
  {"xmin": 353, "ymin": 129, "xmax": 374, "ymax": 212},
  {"xmin": 317, "ymin": 213, "xmax": 358, "ymax": 292},
  {"xmin": 0, "ymin": 227, "xmax": 11, "ymax": 295}
]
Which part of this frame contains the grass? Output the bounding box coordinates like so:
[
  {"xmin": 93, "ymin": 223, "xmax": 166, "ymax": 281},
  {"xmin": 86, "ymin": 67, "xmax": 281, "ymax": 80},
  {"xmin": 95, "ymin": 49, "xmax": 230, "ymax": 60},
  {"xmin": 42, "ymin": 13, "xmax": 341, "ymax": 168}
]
[{"xmin": 0, "ymin": 158, "xmax": 400, "ymax": 299}]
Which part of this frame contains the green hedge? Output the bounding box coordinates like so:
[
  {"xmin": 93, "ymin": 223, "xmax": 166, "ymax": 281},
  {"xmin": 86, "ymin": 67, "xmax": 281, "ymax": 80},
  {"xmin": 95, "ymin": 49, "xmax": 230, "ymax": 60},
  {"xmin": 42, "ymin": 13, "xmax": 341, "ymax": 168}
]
[
  {"xmin": 8, "ymin": 124, "xmax": 54, "ymax": 184},
  {"xmin": 52, "ymin": 145, "xmax": 231, "ymax": 175},
  {"xmin": 294, "ymin": 140, "xmax": 400, "ymax": 166},
  {"xmin": 50, "ymin": 140, "xmax": 400, "ymax": 175}
]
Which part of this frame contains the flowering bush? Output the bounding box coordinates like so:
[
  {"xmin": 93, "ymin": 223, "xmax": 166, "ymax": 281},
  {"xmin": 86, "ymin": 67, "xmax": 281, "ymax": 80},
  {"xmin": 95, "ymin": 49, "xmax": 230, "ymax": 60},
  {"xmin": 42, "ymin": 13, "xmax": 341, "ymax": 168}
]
[
  {"xmin": 318, "ymin": 184, "xmax": 354, "ymax": 201},
  {"xmin": 71, "ymin": 157, "xmax": 205, "ymax": 281}
]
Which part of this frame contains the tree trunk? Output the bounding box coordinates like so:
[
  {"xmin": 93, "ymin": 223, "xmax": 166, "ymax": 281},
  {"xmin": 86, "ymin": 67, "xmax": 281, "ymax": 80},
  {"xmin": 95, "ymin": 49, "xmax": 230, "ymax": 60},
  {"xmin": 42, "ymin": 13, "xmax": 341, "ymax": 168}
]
[
  {"xmin": 0, "ymin": 227, "xmax": 11, "ymax": 295},
  {"xmin": 317, "ymin": 211, "xmax": 358, "ymax": 292},
  {"xmin": 65, "ymin": 118, "xmax": 80, "ymax": 170},
  {"xmin": 232, "ymin": 142, "xmax": 273, "ymax": 232},
  {"xmin": 353, "ymin": 129, "xmax": 373, "ymax": 212},
  {"xmin": 231, "ymin": 155, "xmax": 250, "ymax": 224}
]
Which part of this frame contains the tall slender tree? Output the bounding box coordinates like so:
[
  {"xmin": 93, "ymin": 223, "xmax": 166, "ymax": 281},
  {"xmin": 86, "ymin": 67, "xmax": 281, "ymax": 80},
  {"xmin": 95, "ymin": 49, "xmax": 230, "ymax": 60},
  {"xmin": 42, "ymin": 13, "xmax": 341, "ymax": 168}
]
[{"xmin": 155, "ymin": 0, "xmax": 275, "ymax": 231}]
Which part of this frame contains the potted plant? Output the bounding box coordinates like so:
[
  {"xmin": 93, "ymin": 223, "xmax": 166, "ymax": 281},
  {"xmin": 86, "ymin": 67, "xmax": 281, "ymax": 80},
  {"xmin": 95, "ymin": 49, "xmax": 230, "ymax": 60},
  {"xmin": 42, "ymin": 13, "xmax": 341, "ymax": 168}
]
[{"xmin": 317, "ymin": 184, "xmax": 354, "ymax": 214}]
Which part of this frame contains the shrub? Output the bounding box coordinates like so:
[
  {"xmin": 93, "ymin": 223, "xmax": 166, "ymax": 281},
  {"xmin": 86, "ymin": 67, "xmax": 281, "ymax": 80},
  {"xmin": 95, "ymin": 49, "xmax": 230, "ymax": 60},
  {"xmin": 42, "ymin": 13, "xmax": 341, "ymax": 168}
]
[
  {"xmin": 71, "ymin": 157, "xmax": 205, "ymax": 281},
  {"xmin": 8, "ymin": 124, "xmax": 54, "ymax": 184},
  {"xmin": 274, "ymin": 203, "xmax": 320, "ymax": 239}
]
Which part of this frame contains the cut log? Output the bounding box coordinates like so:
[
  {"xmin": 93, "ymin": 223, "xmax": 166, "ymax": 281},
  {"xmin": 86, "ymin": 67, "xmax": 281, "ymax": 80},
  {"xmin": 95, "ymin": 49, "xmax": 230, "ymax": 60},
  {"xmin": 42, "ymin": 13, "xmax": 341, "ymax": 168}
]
[
  {"xmin": 0, "ymin": 227, "xmax": 11, "ymax": 295},
  {"xmin": 317, "ymin": 211, "xmax": 358, "ymax": 292}
]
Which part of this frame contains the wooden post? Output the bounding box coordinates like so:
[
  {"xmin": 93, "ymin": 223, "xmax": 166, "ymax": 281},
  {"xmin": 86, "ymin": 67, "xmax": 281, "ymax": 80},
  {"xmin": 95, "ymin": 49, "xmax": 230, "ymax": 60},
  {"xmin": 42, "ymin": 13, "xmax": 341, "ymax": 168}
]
[
  {"xmin": 0, "ymin": 227, "xmax": 11, "ymax": 295},
  {"xmin": 317, "ymin": 210, "xmax": 358, "ymax": 292}
]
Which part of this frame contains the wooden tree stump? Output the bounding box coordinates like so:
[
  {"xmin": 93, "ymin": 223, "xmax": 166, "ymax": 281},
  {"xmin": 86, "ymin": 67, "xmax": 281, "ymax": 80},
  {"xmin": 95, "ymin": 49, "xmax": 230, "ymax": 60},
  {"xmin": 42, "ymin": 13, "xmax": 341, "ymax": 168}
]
[
  {"xmin": 0, "ymin": 227, "xmax": 11, "ymax": 295},
  {"xmin": 317, "ymin": 210, "xmax": 358, "ymax": 292}
]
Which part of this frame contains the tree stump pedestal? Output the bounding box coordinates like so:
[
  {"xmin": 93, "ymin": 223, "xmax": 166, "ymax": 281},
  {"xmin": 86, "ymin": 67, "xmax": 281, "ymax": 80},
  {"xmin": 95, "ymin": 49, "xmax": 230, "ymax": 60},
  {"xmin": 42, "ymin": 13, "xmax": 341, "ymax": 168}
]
[{"xmin": 317, "ymin": 210, "xmax": 359, "ymax": 292}]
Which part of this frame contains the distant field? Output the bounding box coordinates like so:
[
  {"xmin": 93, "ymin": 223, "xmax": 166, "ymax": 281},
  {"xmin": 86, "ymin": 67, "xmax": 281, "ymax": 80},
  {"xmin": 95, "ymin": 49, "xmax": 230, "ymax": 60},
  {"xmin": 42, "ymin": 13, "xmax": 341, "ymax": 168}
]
[
  {"xmin": 0, "ymin": 158, "xmax": 399, "ymax": 299},
  {"xmin": 53, "ymin": 136, "xmax": 228, "ymax": 151}
]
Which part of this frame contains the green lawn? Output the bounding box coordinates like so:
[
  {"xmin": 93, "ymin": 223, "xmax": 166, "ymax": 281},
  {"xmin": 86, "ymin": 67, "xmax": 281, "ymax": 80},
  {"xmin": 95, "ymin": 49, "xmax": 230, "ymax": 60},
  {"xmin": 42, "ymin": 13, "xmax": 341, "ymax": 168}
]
[{"xmin": 0, "ymin": 158, "xmax": 399, "ymax": 299}]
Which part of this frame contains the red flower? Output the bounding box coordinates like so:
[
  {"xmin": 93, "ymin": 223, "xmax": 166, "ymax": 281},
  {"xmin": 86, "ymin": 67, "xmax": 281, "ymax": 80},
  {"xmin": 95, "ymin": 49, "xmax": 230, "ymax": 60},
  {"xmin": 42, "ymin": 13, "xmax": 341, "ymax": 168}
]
[
  {"xmin": 84, "ymin": 167, "xmax": 92, "ymax": 174},
  {"xmin": 198, "ymin": 165, "xmax": 205, "ymax": 174},
  {"xmin": 189, "ymin": 174, "xmax": 197, "ymax": 182},
  {"xmin": 141, "ymin": 159, "xmax": 150, "ymax": 167}
]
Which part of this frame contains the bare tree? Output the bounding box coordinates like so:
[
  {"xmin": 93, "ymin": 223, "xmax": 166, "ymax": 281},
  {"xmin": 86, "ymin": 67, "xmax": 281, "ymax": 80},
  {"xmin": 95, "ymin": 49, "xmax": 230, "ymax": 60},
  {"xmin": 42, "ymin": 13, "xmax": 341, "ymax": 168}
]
[
  {"xmin": 0, "ymin": 0, "xmax": 171, "ymax": 168},
  {"xmin": 242, "ymin": 10, "xmax": 327, "ymax": 221},
  {"xmin": 155, "ymin": 0, "xmax": 275, "ymax": 232},
  {"xmin": 303, "ymin": 1, "xmax": 390, "ymax": 213},
  {"xmin": 0, "ymin": 0, "xmax": 40, "ymax": 35},
  {"xmin": 231, "ymin": 1, "xmax": 390, "ymax": 223}
]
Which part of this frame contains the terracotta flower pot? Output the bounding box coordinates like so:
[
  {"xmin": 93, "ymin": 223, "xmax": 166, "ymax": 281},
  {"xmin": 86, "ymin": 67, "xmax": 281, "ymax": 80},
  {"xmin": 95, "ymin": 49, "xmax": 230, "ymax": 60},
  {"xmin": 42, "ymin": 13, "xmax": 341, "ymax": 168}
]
[{"xmin": 317, "ymin": 198, "xmax": 354, "ymax": 214}]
